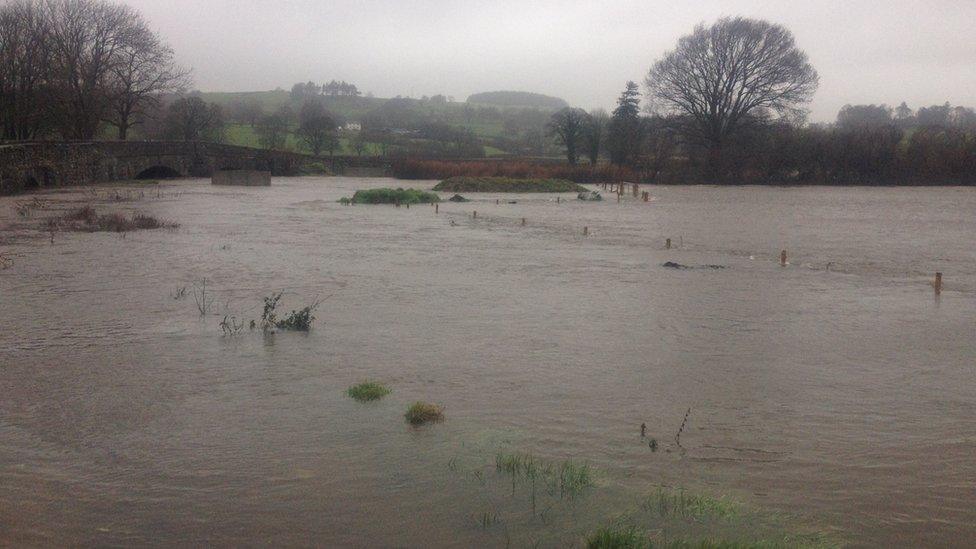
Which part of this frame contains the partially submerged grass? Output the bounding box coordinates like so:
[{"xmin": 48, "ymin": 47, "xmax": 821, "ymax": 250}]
[
  {"xmin": 447, "ymin": 445, "xmax": 835, "ymax": 549},
  {"xmin": 494, "ymin": 451, "xmax": 594, "ymax": 504},
  {"xmin": 46, "ymin": 205, "xmax": 177, "ymax": 233},
  {"xmin": 586, "ymin": 524, "xmax": 652, "ymax": 549},
  {"xmin": 644, "ymin": 487, "xmax": 740, "ymax": 521},
  {"xmin": 339, "ymin": 187, "xmax": 440, "ymax": 205},
  {"xmin": 405, "ymin": 401, "xmax": 445, "ymax": 425},
  {"xmin": 433, "ymin": 176, "xmax": 587, "ymax": 193},
  {"xmin": 347, "ymin": 381, "xmax": 391, "ymax": 402}
]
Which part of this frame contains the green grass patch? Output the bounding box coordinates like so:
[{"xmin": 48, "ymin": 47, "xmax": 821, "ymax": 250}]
[
  {"xmin": 339, "ymin": 187, "xmax": 440, "ymax": 205},
  {"xmin": 347, "ymin": 381, "xmax": 391, "ymax": 402},
  {"xmin": 644, "ymin": 487, "xmax": 740, "ymax": 521},
  {"xmin": 405, "ymin": 401, "xmax": 444, "ymax": 425},
  {"xmin": 586, "ymin": 524, "xmax": 652, "ymax": 549},
  {"xmin": 433, "ymin": 176, "xmax": 587, "ymax": 193}
]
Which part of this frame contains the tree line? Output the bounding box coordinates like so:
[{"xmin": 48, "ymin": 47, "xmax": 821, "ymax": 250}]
[
  {"xmin": 547, "ymin": 17, "xmax": 976, "ymax": 184},
  {"xmin": 0, "ymin": 0, "xmax": 190, "ymax": 140},
  {"xmin": 290, "ymin": 80, "xmax": 362, "ymax": 101}
]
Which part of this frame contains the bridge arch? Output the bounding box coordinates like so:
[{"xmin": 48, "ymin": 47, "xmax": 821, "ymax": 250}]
[
  {"xmin": 23, "ymin": 176, "xmax": 39, "ymax": 190},
  {"xmin": 135, "ymin": 165, "xmax": 181, "ymax": 180}
]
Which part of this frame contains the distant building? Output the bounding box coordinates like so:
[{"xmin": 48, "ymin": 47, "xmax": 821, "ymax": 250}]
[{"xmin": 343, "ymin": 122, "xmax": 362, "ymax": 131}]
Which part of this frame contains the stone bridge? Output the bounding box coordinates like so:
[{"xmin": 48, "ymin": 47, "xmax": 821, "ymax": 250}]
[{"xmin": 0, "ymin": 141, "xmax": 392, "ymax": 195}]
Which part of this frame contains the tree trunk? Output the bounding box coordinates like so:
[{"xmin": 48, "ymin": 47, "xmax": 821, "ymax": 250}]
[{"xmin": 707, "ymin": 141, "xmax": 724, "ymax": 181}]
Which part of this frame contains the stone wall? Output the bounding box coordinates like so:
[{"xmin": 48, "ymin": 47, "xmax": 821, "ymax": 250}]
[
  {"xmin": 0, "ymin": 141, "xmax": 311, "ymax": 195},
  {"xmin": 212, "ymin": 170, "xmax": 272, "ymax": 186}
]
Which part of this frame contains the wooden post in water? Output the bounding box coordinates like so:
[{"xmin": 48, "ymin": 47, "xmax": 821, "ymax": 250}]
[
  {"xmin": 666, "ymin": 238, "xmax": 671, "ymax": 250},
  {"xmin": 435, "ymin": 203, "xmax": 439, "ymax": 214},
  {"xmin": 583, "ymin": 226, "xmax": 589, "ymax": 236},
  {"xmin": 557, "ymin": 196, "xmax": 561, "ymax": 204},
  {"xmin": 781, "ymin": 250, "xmax": 788, "ymax": 267},
  {"xmin": 935, "ymin": 272, "xmax": 943, "ymax": 294},
  {"xmin": 406, "ymin": 203, "xmax": 409, "ymax": 209},
  {"xmin": 473, "ymin": 210, "xmax": 477, "ymax": 219},
  {"xmin": 633, "ymin": 183, "xmax": 639, "ymax": 197},
  {"xmin": 496, "ymin": 199, "xmax": 499, "ymax": 205},
  {"xmin": 521, "ymin": 217, "xmax": 526, "ymax": 226}
]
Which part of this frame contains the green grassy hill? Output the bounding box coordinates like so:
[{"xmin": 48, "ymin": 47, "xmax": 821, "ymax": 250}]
[{"xmin": 198, "ymin": 89, "xmax": 563, "ymax": 158}]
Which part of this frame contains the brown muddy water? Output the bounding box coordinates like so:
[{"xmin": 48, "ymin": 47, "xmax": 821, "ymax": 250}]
[{"xmin": 1, "ymin": 177, "xmax": 974, "ymax": 547}]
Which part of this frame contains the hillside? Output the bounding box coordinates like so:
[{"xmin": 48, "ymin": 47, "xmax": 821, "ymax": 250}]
[
  {"xmin": 195, "ymin": 89, "xmax": 565, "ymax": 158},
  {"xmin": 466, "ymin": 91, "xmax": 568, "ymax": 110}
]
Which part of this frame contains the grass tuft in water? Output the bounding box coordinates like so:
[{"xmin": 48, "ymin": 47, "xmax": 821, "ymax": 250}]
[
  {"xmin": 494, "ymin": 450, "xmax": 593, "ymax": 508},
  {"xmin": 347, "ymin": 381, "xmax": 391, "ymax": 402},
  {"xmin": 586, "ymin": 524, "xmax": 652, "ymax": 549},
  {"xmin": 557, "ymin": 460, "xmax": 593, "ymax": 499},
  {"xmin": 405, "ymin": 401, "xmax": 444, "ymax": 425},
  {"xmin": 644, "ymin": 487, "xmax": 740, "ymax": 521}
]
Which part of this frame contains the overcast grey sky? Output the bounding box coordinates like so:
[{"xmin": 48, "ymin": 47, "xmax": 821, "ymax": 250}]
[{"xmin": 125, "ymin": 0, "xmax": 976, "ymax": 121}]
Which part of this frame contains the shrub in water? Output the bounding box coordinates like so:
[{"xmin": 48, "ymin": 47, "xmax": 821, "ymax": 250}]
[
  {"xmin": 347, "ymin": 381, "xmax": 392, "ymax": 402},
  {"xmin": 261, "ymin": 292, "xmax": 320, "ymax": 332},
  {"xmin": 404, "ymin": 401, "xmax": 444, "ymax": 425},
  {"xmin": 340, "ymin": 188, "xmax": 440, "ymax": 205}
]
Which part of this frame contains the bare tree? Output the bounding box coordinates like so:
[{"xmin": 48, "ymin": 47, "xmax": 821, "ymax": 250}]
[
  {"xmin": 297, "ymin": 99, "xmax": 337, "ymax": 156},
  {"xmin": 640, "ymin": 116, "xmax": 677, "ymax": 181},
  {"xmin": 584, "ymin": 109, "xmax": 609, "ymax": 165},
  {"xmin": 104, "ymin": 24, "xmax": 190, "ymax": 140},
  {"xmin": 256, "ymin": 107, "xmax": 291, "ymax": 150},
  {"xmin": 43, "ymin": 0, "xmax": 149, "ymax": 140},
  {"xmin": 352, "ymin": 132, "xmax": 368, "ymax": 156},
  {"xmin": 547, "ymin": 107, "xmax": 590, "ymax": 165},
  {"xmin": 238, "ymin": 98, "xmax": 264, "ymax": 127},
  {"xmin": 164, "ymin": 95, "xmax": 223, "ymax": 142},
  {"xmin": 646, "ymin": 17, "xmax": 819, "ymax": 172},
  {"xmin": 1, "ymin": 0, "xmax": 190, "ymax": 141},
  {"xmin": 0, "ymin": 1, "xmax": 53, "ymax": 140}
]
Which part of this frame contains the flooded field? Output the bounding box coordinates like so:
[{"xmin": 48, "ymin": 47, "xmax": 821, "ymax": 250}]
[{"xmin": 1, "ymin": 177, "xmax": 974, "ymax": 547}]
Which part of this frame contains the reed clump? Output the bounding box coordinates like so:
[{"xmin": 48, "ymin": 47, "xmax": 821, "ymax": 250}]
[
  {"xmin": 586, "ymin": 524, "xmax": 651, "ymax": 549},
  {"xmin": 494, "ymin": 451, "xmax": 593, "ymax": 501},
  {"xmin": 347, "ymin": 381, "xmax": 392, "ymax": 402},
  {"xmin": 643, "ymin": 487, "xmax": 739, "ymax": 521},
  {"xmin": 405, "ymin": 401, "xmax": 445, "ymax": 425},
  {"xmin": 46, "ymin": 205, "xmax": 177, "ymax": 233}
]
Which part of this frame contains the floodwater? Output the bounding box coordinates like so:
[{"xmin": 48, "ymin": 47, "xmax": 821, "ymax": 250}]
[{"xmin": 1, "ymin": 177, "xmax": 974, "ymax": 547}]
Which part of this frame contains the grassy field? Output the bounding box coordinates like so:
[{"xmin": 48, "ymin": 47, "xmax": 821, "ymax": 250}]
[{"xmin": 223, "ymin": 124, "xmax": 388, "ymax": 156}]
